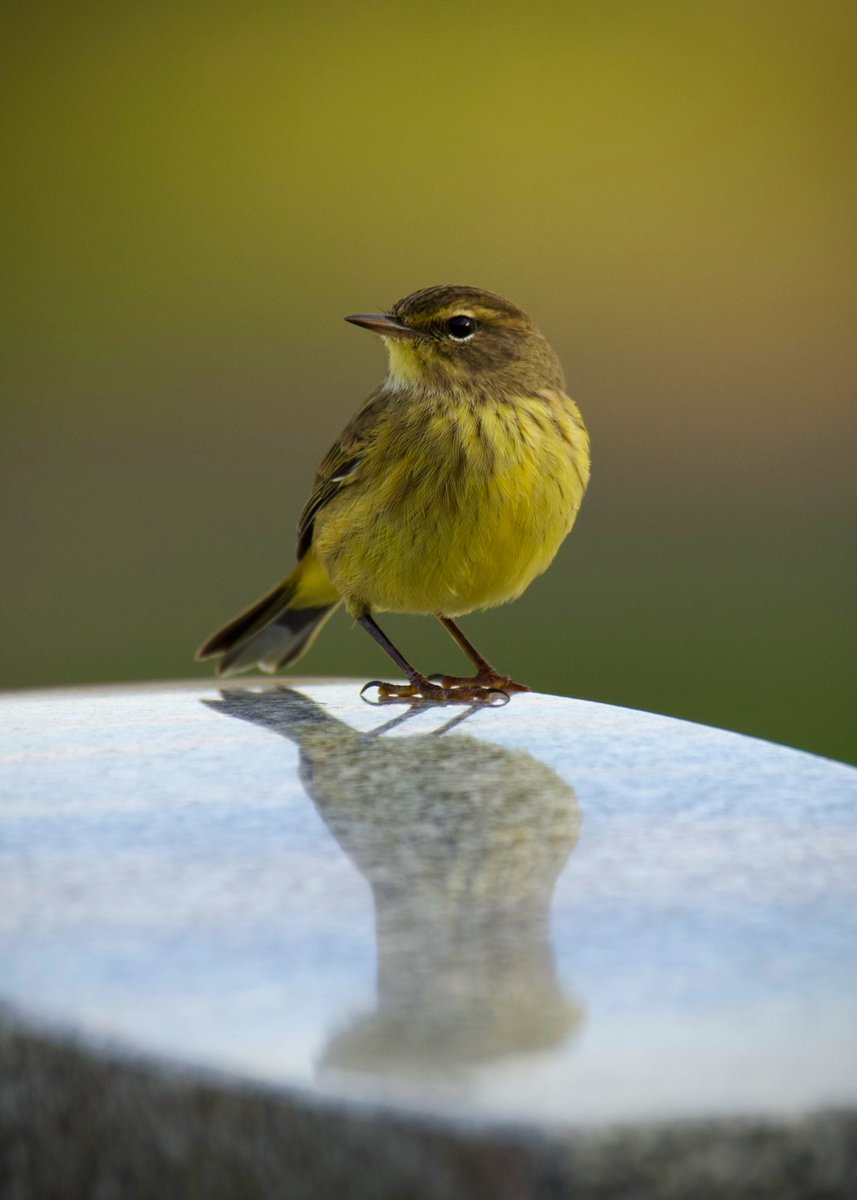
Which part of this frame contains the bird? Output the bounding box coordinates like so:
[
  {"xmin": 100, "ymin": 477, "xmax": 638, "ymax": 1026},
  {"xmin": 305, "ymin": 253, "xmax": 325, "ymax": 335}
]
[{"xmin": 196, "ymin": 285, "xmax": 590, "ymax": 704}]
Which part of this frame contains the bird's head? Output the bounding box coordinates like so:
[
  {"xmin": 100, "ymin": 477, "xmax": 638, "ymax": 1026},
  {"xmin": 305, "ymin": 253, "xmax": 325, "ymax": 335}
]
[{"xmin": 346, "ymin": 284, "xmax": 564, "ymax": 395}]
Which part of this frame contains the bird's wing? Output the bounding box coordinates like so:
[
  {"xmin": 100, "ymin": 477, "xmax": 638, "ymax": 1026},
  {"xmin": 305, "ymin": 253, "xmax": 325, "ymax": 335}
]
[{"xmin": 297, "ymin": 388, "xmax": 388, "ymax": 559}]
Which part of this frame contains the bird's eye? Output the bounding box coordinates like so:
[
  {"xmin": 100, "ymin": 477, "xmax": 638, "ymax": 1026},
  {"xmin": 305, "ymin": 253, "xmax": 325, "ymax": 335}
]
[{"xmin": 446, "ymin": 315, "xmax": 476, "ymax": 340}]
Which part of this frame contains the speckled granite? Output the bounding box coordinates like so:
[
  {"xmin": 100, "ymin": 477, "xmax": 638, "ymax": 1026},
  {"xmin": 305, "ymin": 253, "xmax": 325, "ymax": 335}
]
[{"xmin": 1, "ymin": 680, "xmax": 856, "ymax": 1197}]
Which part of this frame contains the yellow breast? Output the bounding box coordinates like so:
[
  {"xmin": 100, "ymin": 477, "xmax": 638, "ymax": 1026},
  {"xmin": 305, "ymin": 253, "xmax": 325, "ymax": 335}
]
[{"xmin": 314, "ymin": 390, "xmax": 589, "ymax": 617}]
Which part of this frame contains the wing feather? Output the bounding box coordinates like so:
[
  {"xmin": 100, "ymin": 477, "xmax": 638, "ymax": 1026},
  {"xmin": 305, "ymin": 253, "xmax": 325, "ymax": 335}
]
[{"xmin": 296, "ymin": 387, "xmax": 389, "ymax": 559}]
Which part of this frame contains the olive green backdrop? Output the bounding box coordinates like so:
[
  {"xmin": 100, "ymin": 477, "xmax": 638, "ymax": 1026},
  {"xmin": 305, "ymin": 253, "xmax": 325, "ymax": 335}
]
[{"xmin": 2, "ymin": 1, "xmax": 855, "ymax": 763}]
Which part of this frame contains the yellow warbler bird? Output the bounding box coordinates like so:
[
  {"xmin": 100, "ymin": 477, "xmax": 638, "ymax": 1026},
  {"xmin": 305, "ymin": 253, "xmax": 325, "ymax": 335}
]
[{"xmin": 197, "ymin": 285, "xmax": 590, "ymax": 703}]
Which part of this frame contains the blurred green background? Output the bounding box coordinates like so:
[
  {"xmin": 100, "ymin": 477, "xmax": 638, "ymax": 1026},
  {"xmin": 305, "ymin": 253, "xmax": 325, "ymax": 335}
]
[{"xmin": 2, "ymin": 1, "xmax": 855, "ymax": 763}]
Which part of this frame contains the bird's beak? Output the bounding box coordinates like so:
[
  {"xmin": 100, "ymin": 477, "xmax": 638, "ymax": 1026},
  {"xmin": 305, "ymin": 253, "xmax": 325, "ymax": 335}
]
[{"xmin": 344, "ymin": 313, "xmax": 416, "ymax": 339}]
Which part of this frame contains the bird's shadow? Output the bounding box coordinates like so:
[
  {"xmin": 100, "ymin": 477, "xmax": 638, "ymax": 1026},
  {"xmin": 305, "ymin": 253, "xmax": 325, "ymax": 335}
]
[{"xmin": 203, "ymin": 684, "xmax": 585, "ymax": 1080}]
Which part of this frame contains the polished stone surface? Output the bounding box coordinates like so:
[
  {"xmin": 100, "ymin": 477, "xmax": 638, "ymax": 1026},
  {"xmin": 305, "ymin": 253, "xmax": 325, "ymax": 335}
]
[{"xmin": 2, "ymin": 680, "xmax": 857, "ymax": 1136}]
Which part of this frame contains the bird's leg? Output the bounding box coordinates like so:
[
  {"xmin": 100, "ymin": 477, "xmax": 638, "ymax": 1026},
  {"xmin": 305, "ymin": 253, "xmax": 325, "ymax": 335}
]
[
  {"xmin": 358, "ymin": 613, "xmax": 508, "ymax": 705},
  {"xmin": 431, "ymin": 615, "xmax": 531, "ymax": 693}
]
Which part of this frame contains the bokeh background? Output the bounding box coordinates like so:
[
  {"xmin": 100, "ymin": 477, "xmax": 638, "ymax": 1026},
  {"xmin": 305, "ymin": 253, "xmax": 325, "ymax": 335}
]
[{"xmin": 2, "ymin": 1, "xmax": 855, "ymax": 763}]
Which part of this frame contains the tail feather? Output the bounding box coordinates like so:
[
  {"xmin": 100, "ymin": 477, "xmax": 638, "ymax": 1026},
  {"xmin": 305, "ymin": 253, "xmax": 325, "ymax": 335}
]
[
  {"xmin": 218, "ymin": 602, "xmax": 338, "ymax": 677},
  {"xmin": 197, "ymin": 575, "xmax": 339, "ymax": 677}
]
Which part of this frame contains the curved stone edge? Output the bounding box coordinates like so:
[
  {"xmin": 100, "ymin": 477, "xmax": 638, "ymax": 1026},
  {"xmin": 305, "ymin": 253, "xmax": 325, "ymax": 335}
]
[
  {"xmin": 3, "ymin": 676, "xmax": 853, "ymax": 773},
  {"xmin": 2, "ymin": 1014, "xmax": 856, "ymax": 1200}
]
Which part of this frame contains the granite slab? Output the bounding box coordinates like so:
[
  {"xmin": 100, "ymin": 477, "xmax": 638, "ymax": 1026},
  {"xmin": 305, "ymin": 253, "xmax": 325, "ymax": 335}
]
[{"xmin": 1, "ymin": 680, "xmax": 856, "ymax": 1197}]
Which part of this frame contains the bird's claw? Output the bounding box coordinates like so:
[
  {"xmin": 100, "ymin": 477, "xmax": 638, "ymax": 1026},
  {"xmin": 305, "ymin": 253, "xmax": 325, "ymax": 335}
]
[
  {"xmin": 427, "ymin": 671, "xmax": 530, "ymax": 694},
  {"xmin": 360, "ymin": 677, "xmax": 510, "ymax": 706}
]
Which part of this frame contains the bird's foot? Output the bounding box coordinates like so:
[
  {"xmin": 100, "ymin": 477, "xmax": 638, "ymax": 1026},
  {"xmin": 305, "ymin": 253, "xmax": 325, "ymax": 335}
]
[
  {"xmin": 360, "ymin": 674, "xmax": 510, "ymax": 706},
  {"xmin": 428, "ymin": 670, "xmax": 531, "ymax": 694}
]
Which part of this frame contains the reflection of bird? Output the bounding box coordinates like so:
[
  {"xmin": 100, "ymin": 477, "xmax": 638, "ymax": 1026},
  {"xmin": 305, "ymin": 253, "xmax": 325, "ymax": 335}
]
[
  {"xmin": 205, "ymin": 686, "xmax": 584, "ymax": 1080},
  {"xmin": 197, "ymin": 285, "xmax": 589, "ymax": 704}
]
